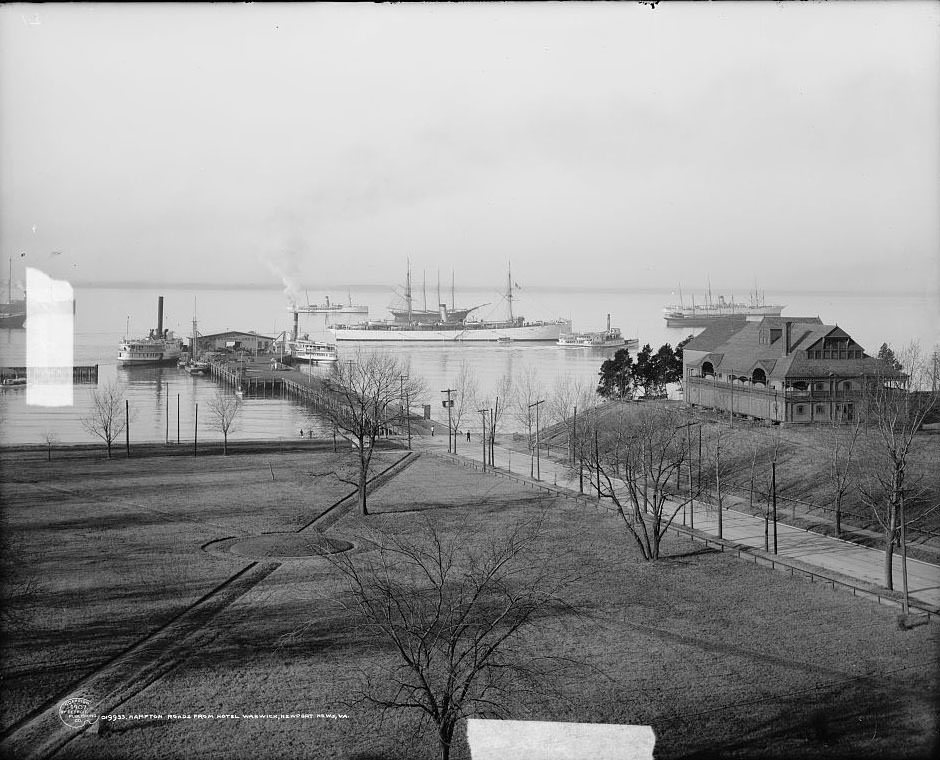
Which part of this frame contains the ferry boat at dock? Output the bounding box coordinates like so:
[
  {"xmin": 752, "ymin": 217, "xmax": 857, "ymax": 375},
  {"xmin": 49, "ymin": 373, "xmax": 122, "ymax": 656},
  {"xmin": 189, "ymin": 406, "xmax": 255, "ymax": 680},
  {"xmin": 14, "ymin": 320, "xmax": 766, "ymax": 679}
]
[
  {"xmin": 289, "ymin": 337, "xmax": 338, "ymax": 363},
  {"xmin": 118, "ymin": 297, "xmax": 184, "ymax": 366},
  {"xmin": 663, "ymin": 286, "xmax": 783, "ymax": 327},
  {"xmin": 557, "ymin": 315, "xmax": 636, "ymax": 349},
  {"xmin": 330, "ymin": 266, "xmax": 569, "ymax": 342}
]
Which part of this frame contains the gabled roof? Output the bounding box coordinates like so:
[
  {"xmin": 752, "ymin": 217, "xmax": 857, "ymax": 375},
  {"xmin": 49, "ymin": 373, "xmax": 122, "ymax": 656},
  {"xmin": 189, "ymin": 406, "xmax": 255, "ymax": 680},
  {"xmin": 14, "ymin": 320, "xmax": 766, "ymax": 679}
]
[
  {"xmin": 683, "ymin": 318, "xmax": 749, "ymax": 353},
  {"xmin": 682, "ymin": 316, "xmax": 904, "ymax": 380},
  {"xmin": 201, "ymin": 330, "xmax": 275, "ymax": 340}
]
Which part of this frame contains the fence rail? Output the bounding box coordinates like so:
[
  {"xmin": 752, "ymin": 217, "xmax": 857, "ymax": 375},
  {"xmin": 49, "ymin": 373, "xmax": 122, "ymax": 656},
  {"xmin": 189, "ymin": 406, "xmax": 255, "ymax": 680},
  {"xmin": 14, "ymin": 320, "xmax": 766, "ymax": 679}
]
[{"xmin": 424, "ymin": 449, "xmax": 939, "ymax": 622}]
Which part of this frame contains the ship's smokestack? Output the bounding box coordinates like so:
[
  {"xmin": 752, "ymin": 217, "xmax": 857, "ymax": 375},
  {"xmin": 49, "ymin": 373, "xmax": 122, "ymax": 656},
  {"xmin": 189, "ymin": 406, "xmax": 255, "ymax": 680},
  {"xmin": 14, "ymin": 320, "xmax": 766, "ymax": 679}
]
[
  {"xmin": 785, "ymin": 321, "xmax": 792, "ymax": 355},
  {"xmin": 157, "ymin": 296, "xmax": 164, "ymax": 335},
  {"xmin": 292, "ymin": 311, "xmax": 299, "ymax": 342},
  {"xmin": 607, "ymin": 313, "xmax": 611, "ymax": 333},
  {"xmin": 439, "ymin": 303, "xmax": 449, "ymax": 322}
]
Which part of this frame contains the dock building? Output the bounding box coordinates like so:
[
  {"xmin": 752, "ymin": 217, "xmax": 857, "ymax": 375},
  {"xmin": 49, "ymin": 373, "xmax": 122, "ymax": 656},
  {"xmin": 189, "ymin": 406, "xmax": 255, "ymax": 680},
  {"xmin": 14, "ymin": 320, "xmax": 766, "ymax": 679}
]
[
  {"xmin": 683, "ymin": 316, "xmax": 906, "ymax": 423},
  {"xmin": 197, "ymin": 331, "xmax": 275, "ymax": 354}
]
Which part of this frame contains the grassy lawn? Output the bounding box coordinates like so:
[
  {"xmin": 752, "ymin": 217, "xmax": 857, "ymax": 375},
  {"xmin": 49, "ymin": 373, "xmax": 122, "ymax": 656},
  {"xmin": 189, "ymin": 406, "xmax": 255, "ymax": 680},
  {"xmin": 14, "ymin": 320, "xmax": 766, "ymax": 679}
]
[
  {"xmin": 0, "ymin": 449, "xmax": 398, "ymax": 733},
  {"xmin": 10, "ymin": 453, "xmax": 934, "ymax": 760}
]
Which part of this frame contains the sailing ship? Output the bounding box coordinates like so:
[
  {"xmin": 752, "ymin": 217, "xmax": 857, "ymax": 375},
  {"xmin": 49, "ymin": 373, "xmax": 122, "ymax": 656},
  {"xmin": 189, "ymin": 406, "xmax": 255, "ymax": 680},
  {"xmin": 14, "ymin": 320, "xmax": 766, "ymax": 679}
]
[
  {"xmin": 388, "ymin": 263, "xmax": 484, "ymax": 324},
  {"xmin": 330, "ymin": 265, "xmax": 570, "ymax": 342},
  {"xmin": 558, "ymin": 314, "xmax": 637, "ymax": 349},
  {"xmin": 117, "ymin": 297, "xmax": 184, "ymax": 366},
  {"xmin": 1, "ymin": 258, "xmax": 26, "ymax": 329},
  {"xmin": 663, "ymin": 284, "xmax": 783, "ymax": 327}
]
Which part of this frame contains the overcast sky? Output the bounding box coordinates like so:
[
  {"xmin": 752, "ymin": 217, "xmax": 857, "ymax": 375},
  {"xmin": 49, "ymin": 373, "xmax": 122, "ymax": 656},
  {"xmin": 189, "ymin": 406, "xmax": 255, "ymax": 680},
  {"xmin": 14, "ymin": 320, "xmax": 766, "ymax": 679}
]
[{"xmin": 1, "ymin": 2, "xmax": 938, "ymax": 295}]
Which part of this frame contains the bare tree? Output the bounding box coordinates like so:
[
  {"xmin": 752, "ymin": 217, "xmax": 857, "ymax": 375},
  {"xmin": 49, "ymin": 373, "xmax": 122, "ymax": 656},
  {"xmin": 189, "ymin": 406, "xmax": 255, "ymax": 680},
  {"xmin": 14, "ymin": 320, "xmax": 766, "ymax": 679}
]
[
  {"xmin": 584, "ymin": 404, "xmax": 700, "ymax": 560},
  {"xmin": 512, "ymin": 366, "xmax": 544, "ymax": 474},
  {"xmin": 206, "ymin": 388, "xmax": 242, "ymax": 455},
  {"xmin": 547, "ymin": 376, "xmax": 594, "ymax": 467},
  {"xmin": 479, "ymin": 373, "xmax": 513, "ymax": 466},
  {"xmin": 321, "ymin": 351, "xmax": 425, "ymax": 515},
  {"xmin": 858, "ymin": 343, "xmax": 940, "ymax": 590},
  {"xmin": 325, "ymin": 514, "xmax": 577, "ymax": 760},
  {"xmin": 41, "ymin": 430, "xmax": 59, "ymax": 462},
  {"xmin": 449, "ymin": 359, "xmax": 479, "ymax": 455},
  {"xmin": 826, "ymin": 409, "xmax": 862, "ymax": 538},
  {"xmin": 81, "ymin": 381, "xmax": 127, "ymax": 459}
]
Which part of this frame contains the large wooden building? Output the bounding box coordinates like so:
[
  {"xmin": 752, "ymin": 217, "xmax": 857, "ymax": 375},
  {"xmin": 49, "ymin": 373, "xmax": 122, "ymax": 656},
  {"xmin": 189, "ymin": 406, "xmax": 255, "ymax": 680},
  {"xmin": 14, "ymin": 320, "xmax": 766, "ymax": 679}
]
[
  {"xmin": 683, "ymin": 316, "xmax": 905, "ymax": 423},
  {"xmin": 197, "ymin": 331, "xmax": 275, "ymax": 354}
]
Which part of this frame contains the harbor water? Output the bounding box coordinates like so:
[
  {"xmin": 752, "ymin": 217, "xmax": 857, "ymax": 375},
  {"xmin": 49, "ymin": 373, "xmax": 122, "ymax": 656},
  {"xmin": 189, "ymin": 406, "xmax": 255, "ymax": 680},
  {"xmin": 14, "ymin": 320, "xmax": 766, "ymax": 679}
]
[{"xmin": 0, "ymin": 284, "xmax": 936, "ymax": 446}]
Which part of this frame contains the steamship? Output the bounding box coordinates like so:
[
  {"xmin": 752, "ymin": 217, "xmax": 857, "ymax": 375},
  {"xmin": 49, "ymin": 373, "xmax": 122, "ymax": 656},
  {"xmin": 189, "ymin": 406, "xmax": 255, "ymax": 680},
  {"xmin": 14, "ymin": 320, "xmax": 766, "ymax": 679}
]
[
  {"xmin": 663, "ymin": 286, "xmax": 783, "ymax": 327},
  {"xmin": 557, "ymin": 314, "xmax": 636, "ymax": 348},
  {"xmin": 330, "ymin": 266, "xmax": 570, "ymax": 342},
  {"xmin": 118, "ymin": 297, "xmax": 184, "ymax": 366}
]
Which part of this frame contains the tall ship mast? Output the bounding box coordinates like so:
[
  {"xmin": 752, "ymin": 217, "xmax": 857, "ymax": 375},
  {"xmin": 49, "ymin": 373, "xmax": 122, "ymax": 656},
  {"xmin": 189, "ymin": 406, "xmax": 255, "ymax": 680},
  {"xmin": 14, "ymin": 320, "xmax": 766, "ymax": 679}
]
[
  {"xmin": 663, "ymin": 284, "xmax": 784, "ymax": 327},
  {"xmin": 331, "ymin": 264, "xmax": 570, "ymax": 342},
  {"xmin": 389, "ymin": 260, "xmax": 483, "ymax": 325},
  {"xmin": 0, "ymin": 257, "xmax": 26, "ymax": 329}
]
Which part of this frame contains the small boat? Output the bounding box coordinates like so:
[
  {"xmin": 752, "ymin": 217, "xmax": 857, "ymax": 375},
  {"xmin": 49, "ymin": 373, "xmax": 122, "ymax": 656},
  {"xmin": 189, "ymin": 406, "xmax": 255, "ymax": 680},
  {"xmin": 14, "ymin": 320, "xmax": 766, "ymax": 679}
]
[
  {"xmin": 118, "ymin": 297, "xmax": 184, "ymax": 366},
  {"xmin": 496, "ymin": 336, "xmax": 512, "ymax": 344},
  {"xmin": 1, "ymin": 376, "xmax": 26, "ymax": 388},
  {"xmin": 290, "ymin": 336, "xmax": 338, "ymax": 364},
  {"xmin": 557, "ymin": 315, "xmax": 635, "ymax": 349},
  {"xmin": 186, "ymin": 360, "xmax": 211, "ymax": 375}
]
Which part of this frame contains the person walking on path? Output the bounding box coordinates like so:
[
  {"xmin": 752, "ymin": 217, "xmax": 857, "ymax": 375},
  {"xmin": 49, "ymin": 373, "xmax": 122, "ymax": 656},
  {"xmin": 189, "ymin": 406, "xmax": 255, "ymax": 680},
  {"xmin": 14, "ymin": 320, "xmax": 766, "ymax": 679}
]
[
  {"xmin": 466, "ymin": 430, "xmax": 471, "ymax": 442},
  {"xmin": 431, "ymin": 425, "xmax": 435, "ymax": 436}
]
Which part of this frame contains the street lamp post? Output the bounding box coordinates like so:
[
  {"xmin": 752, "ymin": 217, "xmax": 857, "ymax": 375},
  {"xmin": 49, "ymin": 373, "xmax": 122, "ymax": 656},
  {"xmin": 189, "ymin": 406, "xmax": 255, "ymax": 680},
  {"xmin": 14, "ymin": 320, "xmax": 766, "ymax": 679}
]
[
  {"xmin": 441, "ymin": 388, "xmax": 455, "ymax": 453},
  {"xmin": 478, "ymin": 408, "xmax": 488, "ymax": 472}
]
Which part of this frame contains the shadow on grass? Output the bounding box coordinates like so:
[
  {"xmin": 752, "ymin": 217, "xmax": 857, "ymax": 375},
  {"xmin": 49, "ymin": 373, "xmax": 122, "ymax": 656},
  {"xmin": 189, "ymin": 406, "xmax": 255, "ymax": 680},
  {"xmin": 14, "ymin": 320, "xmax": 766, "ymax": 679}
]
[{"xmin": 672, "ymin": 677, "xmax": 940, "ymax": 760}]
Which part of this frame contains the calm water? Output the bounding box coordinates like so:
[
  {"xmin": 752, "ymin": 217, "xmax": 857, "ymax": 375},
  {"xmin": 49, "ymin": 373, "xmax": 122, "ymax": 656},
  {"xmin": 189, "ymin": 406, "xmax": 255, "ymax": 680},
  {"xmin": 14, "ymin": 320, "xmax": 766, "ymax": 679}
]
[{"xmin": 1, "ymin": 284, "xmax": 936, "ymax": 446}]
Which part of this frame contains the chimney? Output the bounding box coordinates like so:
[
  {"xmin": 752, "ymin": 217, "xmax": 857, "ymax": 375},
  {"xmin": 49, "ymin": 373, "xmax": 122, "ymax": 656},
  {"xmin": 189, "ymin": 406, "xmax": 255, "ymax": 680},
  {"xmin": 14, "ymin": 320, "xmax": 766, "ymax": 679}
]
[
  {"xmin": 785, "ymin": 321, "xmax": 792, "ymax": 355},
  {"xmin": 292, "ymin": 311, "xmax": 299, "ymax": 342},
  {"xmin": 607, "ymin": 313, "xmax": 611, "ymax": 333},
  {"xmin": 156, "ymin": 296, "xmax": 164, "ymax": 335}
]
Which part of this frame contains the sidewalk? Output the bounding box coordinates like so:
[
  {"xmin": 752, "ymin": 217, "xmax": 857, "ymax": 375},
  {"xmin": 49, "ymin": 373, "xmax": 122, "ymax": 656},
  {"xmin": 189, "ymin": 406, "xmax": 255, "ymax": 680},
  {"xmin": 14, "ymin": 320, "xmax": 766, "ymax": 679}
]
[{"xmin": 414, "ymin": 434, "xmax": 940, "ymax": 613}]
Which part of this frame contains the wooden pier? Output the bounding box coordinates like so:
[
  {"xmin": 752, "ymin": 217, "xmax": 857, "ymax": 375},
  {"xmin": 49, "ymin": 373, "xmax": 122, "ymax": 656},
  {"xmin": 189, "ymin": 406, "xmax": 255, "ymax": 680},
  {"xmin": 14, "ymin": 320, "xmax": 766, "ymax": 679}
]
[
  {"xmin": 1, "ymin": 365, "xmax": 98, "ymax": 384},
  {"xmin": 207, "ymin": 358, "xmax": 418, "ymax": 436}
]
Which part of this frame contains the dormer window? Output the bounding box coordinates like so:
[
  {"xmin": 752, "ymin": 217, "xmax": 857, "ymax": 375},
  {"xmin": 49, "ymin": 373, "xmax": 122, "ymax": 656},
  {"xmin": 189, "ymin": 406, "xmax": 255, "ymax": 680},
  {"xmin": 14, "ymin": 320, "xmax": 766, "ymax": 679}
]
[{"xmin": 770, "ymin": 328, "xmax": 782, "ymax": 344}]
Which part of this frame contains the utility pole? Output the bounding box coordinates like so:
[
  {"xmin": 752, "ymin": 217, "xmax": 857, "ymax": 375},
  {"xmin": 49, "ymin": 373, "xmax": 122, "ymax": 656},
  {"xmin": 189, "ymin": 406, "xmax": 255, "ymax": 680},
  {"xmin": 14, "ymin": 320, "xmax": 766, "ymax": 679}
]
[
  {"xmin": 478, "ymin": 408, "xmax": 488, "ymax": 472},
  {"xmin": 125, "ymin": 399, "xmax": 130, "ymax": 458},
  {"xmin": 528, "ymin": 405, "xmax": 534, "ymax": 477},
  {"xmin": 529, "ymin": 399, "xmax": 545, "ymax": 480},
  {"xmin": 716, "ymin": 432, "xmax": 723, "ymax": 539},
  {"xmin": 165, "ymin": 382, "xmax": 169, "ymax": 445},
  {"xmin": 400, "ymin": 374, "xmax": 409, "ymax": 445},
  {"xmin": 441, "ymin": 388, "xmax": 455, "ymax": 453},
  {"xmin": 772, "ymin": 459, "xmax": 778, "ymax": 554},
  {"xmin": 405, "ymin": 392, "xmax": 411, "ymax": 450},
  {"xmin": 177, "ymin": 393, "xmax": 180, "ymax": 444},
  {"xmin": 194, "ymin": 402, "xmax": 198, "ymax": 457},
  {"xmin": 900, "ymin": 492, "xmax": 910, "ymax": 616}
]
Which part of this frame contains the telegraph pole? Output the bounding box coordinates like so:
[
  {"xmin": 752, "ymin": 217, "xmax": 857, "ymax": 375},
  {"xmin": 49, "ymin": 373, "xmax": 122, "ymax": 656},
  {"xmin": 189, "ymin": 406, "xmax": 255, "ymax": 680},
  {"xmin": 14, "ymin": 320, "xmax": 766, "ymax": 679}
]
[
  {"xmin": 478, "ymin": 408, "xmax": 488, "ymax": 472},
  {"xmin": 125, "ymin": 399, "xmax": 130, "ymax": 458},
  {"xmin": 529, "ymin": 399, "xmax": 545, "ymax": 480},
  {"xmin": 405, "ymin": 392, "xmax": 411, "ymax": 450},
  {"xmin": 441, "ymin": 388, "xmax": 455, "ymax": 453},
  {"xmin": 772, "ymin": 459, "xmax": 778, "ymax": 554}
]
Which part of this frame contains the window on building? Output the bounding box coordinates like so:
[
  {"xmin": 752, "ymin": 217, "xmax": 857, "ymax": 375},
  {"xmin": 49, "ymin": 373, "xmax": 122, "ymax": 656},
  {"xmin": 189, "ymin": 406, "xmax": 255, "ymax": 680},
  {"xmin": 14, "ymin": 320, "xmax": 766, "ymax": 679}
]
[
  {"xmin": 770, "ymin": 328, "xmax": 782, "ymax": 344},
  {"xmin": 796, "ymin": 405, "xmax": 805, "ymax": 414},
  {"xmin": 816, "ymin": 405, "xmax": 826, "ymax": 415}
]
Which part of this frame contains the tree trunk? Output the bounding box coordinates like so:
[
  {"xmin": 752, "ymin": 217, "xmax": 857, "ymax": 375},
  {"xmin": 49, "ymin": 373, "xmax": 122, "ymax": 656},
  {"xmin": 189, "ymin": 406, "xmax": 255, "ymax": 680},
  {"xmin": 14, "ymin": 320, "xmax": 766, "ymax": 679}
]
[
  {"xmin": 884, "ymin": 505, "xmax": 897, "ymax": 590},
  {"xmin": 223, "ymin": 432, "xmax": 228, "ymax": 455},
  {"xmin": 835, "ymin": 493, "xmax": 842, "ymax": 538},
  {"xmin": 359, "ymin": 444, "xmax": 369, "ymax": 516},
  {"xmin": 106, "ymin": 440, "xmax": 112, "ymax": 459}
]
